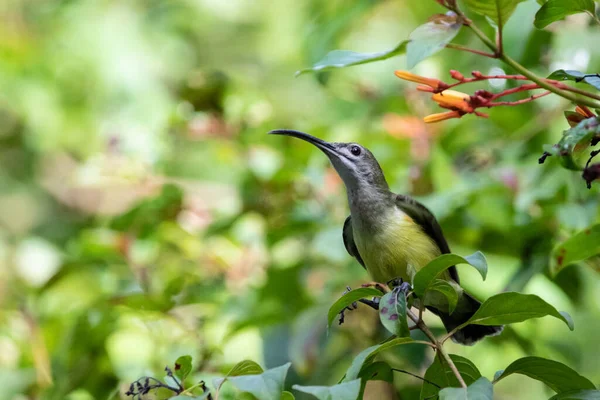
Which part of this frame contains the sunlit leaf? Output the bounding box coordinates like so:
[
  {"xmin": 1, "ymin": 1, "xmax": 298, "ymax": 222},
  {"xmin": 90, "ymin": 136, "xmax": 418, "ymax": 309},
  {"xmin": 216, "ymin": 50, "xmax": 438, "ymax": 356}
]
[
  {"xmin": 344, "ymin": 337, "xmax": 415, "ymax": 381},
  {"xmin": 420, "ymin": 354, "xmax": 482, "ymax": 400},
  {"xmin": 406, "ymin": 12, "xmax": 462, "ymax": 69},
  {"xmin": 548, "ymin": 69, "xmax": 600, "ymax": 91},
  {"xmin": 551, "ymin": 224, "xmax": 600, "ymax": 275},
  {"xmin": 327, "ymin": 287, "xmax": 383, "ymax": 329},
  {"xmin": 494, "ymin": 357, "xmax": 595, "ymax": 393},
  {"xmin": 296, "ymin": 41, "xmax": 408, "ymax": 76},
  {"xmin": 357, "ymin": 361, "xmax": 394, "ymax": 383},
  {"xmin": 549, "ymin": 390, "xmax": 600, "ymax": 400},
  {"xmin": 293, "ymin": 379, "xmax": 360, "ymax": 400},
  {"xmin": 225, "ymin": 363, "xmax": 290, "ymax": 400},
  {"xmin": 534, "ymin": 0, "xmax": 596, "ymax": 29},
  {"xmin": 214, "ymin": 360, "xmax": 265, "ymax": 390},
  {"xmin": 281, "ymin": 391, "xmax": 296, "ymax": 400},
  {"xmin": 457, "ymin": 292, "xmax": 574, "ymax": 330},
  {"xmin": 413, "ymin": 252, "xmax": 487, "ymax": 298},
  {"xmin": 439, "ymin": 377, "xmax": 493, "ymax": 400},
  {"xmin": 463, "ymin": 0, "xmax": 528, "ymax": 25},
  {"xmin": 542, "ymin": 116, "xmax": 600, "ymax": 170},
  {"xmin": 378, "ymin": 290, "xmax": 410, "ymax": 338},
  {"xmin": 174, "ymin": 355, "xmax": 193, "ymax": 382}
]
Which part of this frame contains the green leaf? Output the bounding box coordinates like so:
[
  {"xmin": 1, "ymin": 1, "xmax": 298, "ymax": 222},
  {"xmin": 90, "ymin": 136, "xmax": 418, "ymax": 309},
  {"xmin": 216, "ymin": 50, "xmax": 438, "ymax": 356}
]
[
  {"xmin": 344, "ymin": 337, "xmax": 415, "ymax": 381},
  {"xmin": 406, "ymin": 13, "xmax": 462, "ymax": 69},
  {"xmin": 296, "ymin": 41, "xmax": 408, "ymax": 76},
  {"xmin": 292, "ymin": 379, "xmax": 360, "ymax": 400},
  {"xmin": 357, "ymin": 361, "xmax": 394, "ymax": 383},
  {"xmin": 551, "ymin": 224, "xmax": 600, "ymax": 275},
  {"xmin": 548, "ymin": 69, "xmax": 600, "ymax": 91},
  {"xmin": 214, "ymin": 360, "xmax": 265, "ymax": 390},
  {"xmin": 327, "ymin": 287, "xmax": 383, "ymax": 329},
  {"xmin": 281, "ymin": 391, "xmax": 295, "ymax": 400},
  {"xmin": 549, "ymin": 390, "xmax": 600, "ymax": 400},
  {"xmin": 457, "ymin": 292, "xmax": 574, "ymax": 331},
  {"xmin": 534, "ymin": 0, "xmax": 596, "ymax": 29},
  {"xmin": 226, "ymin": 363, "xmax": 291, "ymax": 400},
  {"xmin": 463, "ymin": 0, "xmax": 528, "ymax": 25},
  {"xmin": 494, "ymin": 357, "xmax": 595, "ymax": 394},
  {"xmin": 420, "ymin": 354, "xmax": 482, "ymax": 400},
  {"xmin": 413, "ymin": 252, "xmax": 487, "ymax": 298},
  {"xmin": 174, "ymin": 355, "xmax": 193, "ymax": 382},
  {"xmin": 427, "ymin": 279, "xmax": 460, "ymax": 314},
  {"xmin": 169, "ymin": 395, "xmax": 211, "ymax": 400},
  {"xmin": 378, "ymin": 290, "xmax": 410, "ymax": 338},
  {"xmin": 542, "ymin": 116, "xmax": 600, "ymax": 170},
  {"xmin": 439, "ymin": 377, "xmax": 493, "ymax": 400}
]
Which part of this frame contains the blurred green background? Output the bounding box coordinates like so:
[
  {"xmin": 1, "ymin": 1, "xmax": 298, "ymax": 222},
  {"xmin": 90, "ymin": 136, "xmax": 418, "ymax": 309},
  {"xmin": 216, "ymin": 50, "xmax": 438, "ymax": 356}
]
[{"xmin": 1, "ymin": 0, "xmax": 599, "ymax": 399}]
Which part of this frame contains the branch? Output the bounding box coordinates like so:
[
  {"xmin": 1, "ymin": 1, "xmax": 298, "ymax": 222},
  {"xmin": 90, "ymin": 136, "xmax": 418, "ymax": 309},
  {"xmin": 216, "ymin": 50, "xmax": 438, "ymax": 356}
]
[
  {"xmin": 392, "ymin": 368, "xmax": 441, "ymax": 388},
  {"xmin": 445, "ymin": 43, "xmax": 497, "ymax": 58},
  {"xmin": 488, "ymin": 91, "xmax": 551, "ymax": 106}
]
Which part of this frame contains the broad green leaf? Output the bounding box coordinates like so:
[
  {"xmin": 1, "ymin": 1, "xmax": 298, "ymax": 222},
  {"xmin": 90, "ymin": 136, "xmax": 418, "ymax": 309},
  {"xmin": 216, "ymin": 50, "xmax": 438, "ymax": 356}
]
[
  {"xmin": 457, "ymin": 292, "xmax": 574, "ymax": 330},
  {"xmin": 551, "ymin": 224, "xmax": 600, "ymax": 275},
  {"xmin": 427, "ymin": 279, "xmax": 459, "ymax": 314},
  {"xmin": 413, "ymin": 252, "xmax": 487, "ymax": 298},
  {"xmin": 406, "ymin": 12, "xmax": 462, "ymax": 69},
  {"xmin": 494, "ymin": 357, "xmax": 595, "ymax": 394},
  {"xmin": 549, "ymin": 390, "xmax": 600, "ymax": 400},
  {"xmin": 378, "ymin": 290, "xmax": 410, "ymax": 338},
  {"xmin": 174, "ymin": 355, "xmax": 193, "ymax": 382},
  {"xmin": 534, "ymin": 0, "xmax": 596, "ymax": 28},
  {"xmin": 439, "ymin": 377, "xmax": 493, "ymax": 400},
  {"xmin": 226, "ymin": 363, "xmax": 290, "ymax": 400},
  {"xmin": 281, "ymin": 391, "xmax": 295, "ymax": 400},
  {"xmin": 548, "ymin": 69, "xmax": 600, "ymax": 91},
  {"xmin": 542, "ymin": 116, "xmax": 600, "ymax": 170},
  {"xmin": 327, "ymin": 287, "xmax": 383, "ymax": 329},
  {"xmin": 463, "ymin": 0, "xmax": 528, "ymax": 25},
  {"xmin": 358, "ymin": 361, "xmax": 394, "ymax": 383},
  {"xmin": 214, "ymin": 360, "xmax": 265, "ymax": 390},
  {"xmin": 344, "ymin": 337, "xmax": 415, "ymax": 381},
  {"xmin": 169, "ymin": 395, "xmax": 210, "ymax": 400},
  {"xmin": 293, "ymin": 379, "xmax": 360, "ymax": 400},
  {"xmin": 420, "ymin": 354, "xmax": 482, "ymax": 400},
  {"xmin": 296, "ymin": 41, "xmax": 408, "ymax": 76}
]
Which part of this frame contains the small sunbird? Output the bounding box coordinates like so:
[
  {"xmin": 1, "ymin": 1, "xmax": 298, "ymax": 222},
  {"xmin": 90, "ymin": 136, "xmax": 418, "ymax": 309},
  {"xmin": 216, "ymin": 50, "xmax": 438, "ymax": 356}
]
[{"xmin": 269, "ymin": 129, "xmax": 503, "ymax": 345}]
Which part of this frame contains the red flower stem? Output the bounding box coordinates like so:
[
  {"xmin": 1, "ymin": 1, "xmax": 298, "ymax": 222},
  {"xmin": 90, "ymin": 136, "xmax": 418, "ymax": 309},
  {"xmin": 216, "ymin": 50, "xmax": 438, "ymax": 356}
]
[
  {"xmin": 445, "ymin": 43, "xmax": 497, "ymax": 58},
  {"xmin": 490, "ymin": 83, "xmax": 541, "ymax": 100},
  {"xmin": 487, "ymin": 91, "xmax": 552, "ymax": 106}
]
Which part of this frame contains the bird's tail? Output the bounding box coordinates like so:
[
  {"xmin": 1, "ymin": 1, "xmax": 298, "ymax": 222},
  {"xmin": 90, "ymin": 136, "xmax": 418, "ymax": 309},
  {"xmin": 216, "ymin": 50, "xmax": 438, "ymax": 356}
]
[{"xmin": 431, "ymin": 291, "xmax": 503, "ymax": 346}]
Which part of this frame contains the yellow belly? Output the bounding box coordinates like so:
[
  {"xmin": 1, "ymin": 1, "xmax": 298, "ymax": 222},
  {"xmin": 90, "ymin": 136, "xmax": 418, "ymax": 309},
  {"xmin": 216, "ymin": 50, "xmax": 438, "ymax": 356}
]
[{"xmin": 353, "ymin": 209, "xmax": 442, "ymax": 284}]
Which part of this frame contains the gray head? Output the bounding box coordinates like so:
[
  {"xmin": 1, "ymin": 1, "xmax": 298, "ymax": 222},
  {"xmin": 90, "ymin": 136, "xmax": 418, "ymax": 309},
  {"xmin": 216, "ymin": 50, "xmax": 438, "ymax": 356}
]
[{"xmin": 269, "ymin": 129, "xmax": 389, "ymax": 192}]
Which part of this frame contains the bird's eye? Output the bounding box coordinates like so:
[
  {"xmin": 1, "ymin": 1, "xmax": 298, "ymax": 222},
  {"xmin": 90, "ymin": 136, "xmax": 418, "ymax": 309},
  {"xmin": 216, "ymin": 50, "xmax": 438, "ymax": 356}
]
[{"xmin": 350, "ymin": 145, "xmax": 361, "ymax": 156}]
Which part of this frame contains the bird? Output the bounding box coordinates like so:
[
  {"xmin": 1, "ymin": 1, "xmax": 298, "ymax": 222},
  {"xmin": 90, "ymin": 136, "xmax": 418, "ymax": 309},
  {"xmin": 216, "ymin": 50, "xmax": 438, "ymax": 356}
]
[{"xmin": 269, "ymin": 129, "xmax": 503, "ymax": 345}]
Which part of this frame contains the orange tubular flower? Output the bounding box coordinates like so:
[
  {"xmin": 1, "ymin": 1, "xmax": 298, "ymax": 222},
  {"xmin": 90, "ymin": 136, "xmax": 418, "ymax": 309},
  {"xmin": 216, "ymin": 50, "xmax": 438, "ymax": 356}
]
[
  {"xmin": 423, "ymin": 110, "xmax": 463, "ymax": 123},
  {"xmin": 395, "ymin": 70, "xmax": 444, "ymax": 91},
  {"xmin": 431, "ymin": 90, "xmax": 472, "ymax": 113}
]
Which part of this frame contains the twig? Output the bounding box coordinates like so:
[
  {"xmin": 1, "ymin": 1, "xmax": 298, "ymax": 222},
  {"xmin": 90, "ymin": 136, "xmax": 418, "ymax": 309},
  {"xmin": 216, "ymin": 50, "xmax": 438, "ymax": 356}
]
[
  {"xmin": 488, "ymin": 91, "xmax": 551, "ymax": 106},
  {"xmin": 445, "ymin": 43, "xmax": 497, "ymax": 58},
  {"xmin": 391, "ymin": 368, "xmax": 441, "ymax": 388}
]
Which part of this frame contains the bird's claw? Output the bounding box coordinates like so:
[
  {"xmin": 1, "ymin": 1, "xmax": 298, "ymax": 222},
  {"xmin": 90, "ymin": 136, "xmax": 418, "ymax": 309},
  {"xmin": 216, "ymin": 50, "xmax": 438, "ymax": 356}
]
[{"xmin": 338, "ymin": 286, "xmax": 358, "ymax": 325}]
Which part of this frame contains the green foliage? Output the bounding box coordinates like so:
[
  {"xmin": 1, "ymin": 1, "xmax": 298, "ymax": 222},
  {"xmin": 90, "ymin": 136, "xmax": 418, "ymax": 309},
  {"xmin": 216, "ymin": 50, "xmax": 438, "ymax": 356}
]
[
  {"xmin": 438, "ymin": 377, "xmax": 493, "ymax": 400},
  {"xmin": 379, "ymin": 289, "xmax": 410, "ymax": 338},
  {"xmin": 413, "ymin": 252, "xmax": 487, "ymax": 298},
  {"xmin": 534, "ymin": 0, "xmax": 597, "ymax": 29},
  {"xmin": 458, "ymin": 292, "xmax": 574, "ymax": 330},
  {"xmin": 427, "ymin": 280, "xmax": 459, "ymax": 314},
  {"xmin": 421, "ymin": 355, "xmax": 482, "ymax": 400},
  {"xmin": 543, "ymin": 116, "xmax": 600, "ymax": 170},
  {"xmin": 174, "ymin": 356, "xmax": 193, "ymax": 382},
  {"xmin": 223, "ymin": 363, "xmax": 291, "ymax": 400},
  {"xmin": 292, "ymin": 379, "xmax": 361, "ymax": 400},
  {"xmin": 494, "ymin": 357, "xmax": 596, "ymax": 393},
  {"xmin": 548, "ymin": 70, "xmax": 600, "ymax": 92},
  {"xmin": 463, "ymin": 0, "xmax": 528, "ymax": 25},
  {"xmin": 296, "ymin": 42, "xmax": 408, "ymax": 76},
  {"xmin": 344, "ymin": 337, "xmax": 415, "ymax": 381},
  {"xmin": 214, "ymin": 360, "xmax": 265, "ymax": 390},
  {"xmin": 327, "ymin": 287, "xmax": 383, "ymax": 328},
  {"xmin": 549, "ymin": 390, "xmax": 600, "ymax": 400},
  {"xmin": 406, "ymin": 13, "xmax": 462, "ymax": 69},
  {"xmin": 551, "ymin": 223, "xmax": 600, "ymax": 274}
]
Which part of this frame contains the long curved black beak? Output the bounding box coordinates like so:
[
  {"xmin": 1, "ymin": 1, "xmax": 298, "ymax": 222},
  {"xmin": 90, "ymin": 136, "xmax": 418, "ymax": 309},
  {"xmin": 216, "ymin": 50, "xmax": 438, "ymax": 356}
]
[{"xmin": 268, "ymin": 129, "xmax": 337, "ymax": 156}]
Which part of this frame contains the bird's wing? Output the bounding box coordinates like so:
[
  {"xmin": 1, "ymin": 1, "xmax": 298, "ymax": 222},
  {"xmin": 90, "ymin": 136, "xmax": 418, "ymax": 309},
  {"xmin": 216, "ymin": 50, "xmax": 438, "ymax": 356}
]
[
  {"xmin": 395, "ymin": 194, "xmax": 459, "ymax": 283},
  {"xmin": 342, "ymin": 215, "xmax": 366, "ymax": 269}
]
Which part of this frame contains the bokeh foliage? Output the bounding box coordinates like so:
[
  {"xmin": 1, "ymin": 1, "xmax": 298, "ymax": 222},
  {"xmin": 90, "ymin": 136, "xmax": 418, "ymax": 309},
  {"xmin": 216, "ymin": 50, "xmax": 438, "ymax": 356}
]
[{"xmin": 1, "ymin": 0, "xmax": 600, "ymax": 399}]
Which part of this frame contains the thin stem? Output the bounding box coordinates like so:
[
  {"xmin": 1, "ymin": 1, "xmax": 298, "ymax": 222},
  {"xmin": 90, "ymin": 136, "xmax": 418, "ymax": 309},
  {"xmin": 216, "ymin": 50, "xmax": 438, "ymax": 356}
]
[
  {"xmin": 406, "ymin": 308, "xmax": 467, "ymax": 389},
  {"xmin": 495, "ymin": 1, "xmax": 504, "ymax": 56},
  {"xmin": 558, "ymin": 83, "xmax": 600, "ymax": 102},
  {"xmin": 391, "ymin": 368, "xmax": 441, "ymax": 388},
  {"xmin": 445, "ymin": 43, "xmax": 497, "ymax": 58},
  {"xmin": 488, "ymin": 91, "xmax": 552, "ymax": 106}
]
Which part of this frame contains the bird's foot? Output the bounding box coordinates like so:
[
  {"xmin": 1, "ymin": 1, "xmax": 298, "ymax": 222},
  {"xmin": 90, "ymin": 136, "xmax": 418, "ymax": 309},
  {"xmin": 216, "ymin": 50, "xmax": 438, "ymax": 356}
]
[
  {"xmin": 361, "ymin": 281, "xmax": 390, "ymax": 293},
  {"xmin": 387, "ymin": 278, "xmax": 412, "ymax": 295},
  {"xmin": 338, "ymin": 286, "xmax": 358, "ymax": 325},
  {"xmin": 358, "ymin": 297, "xmax": 380, "ymax": 310}
]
